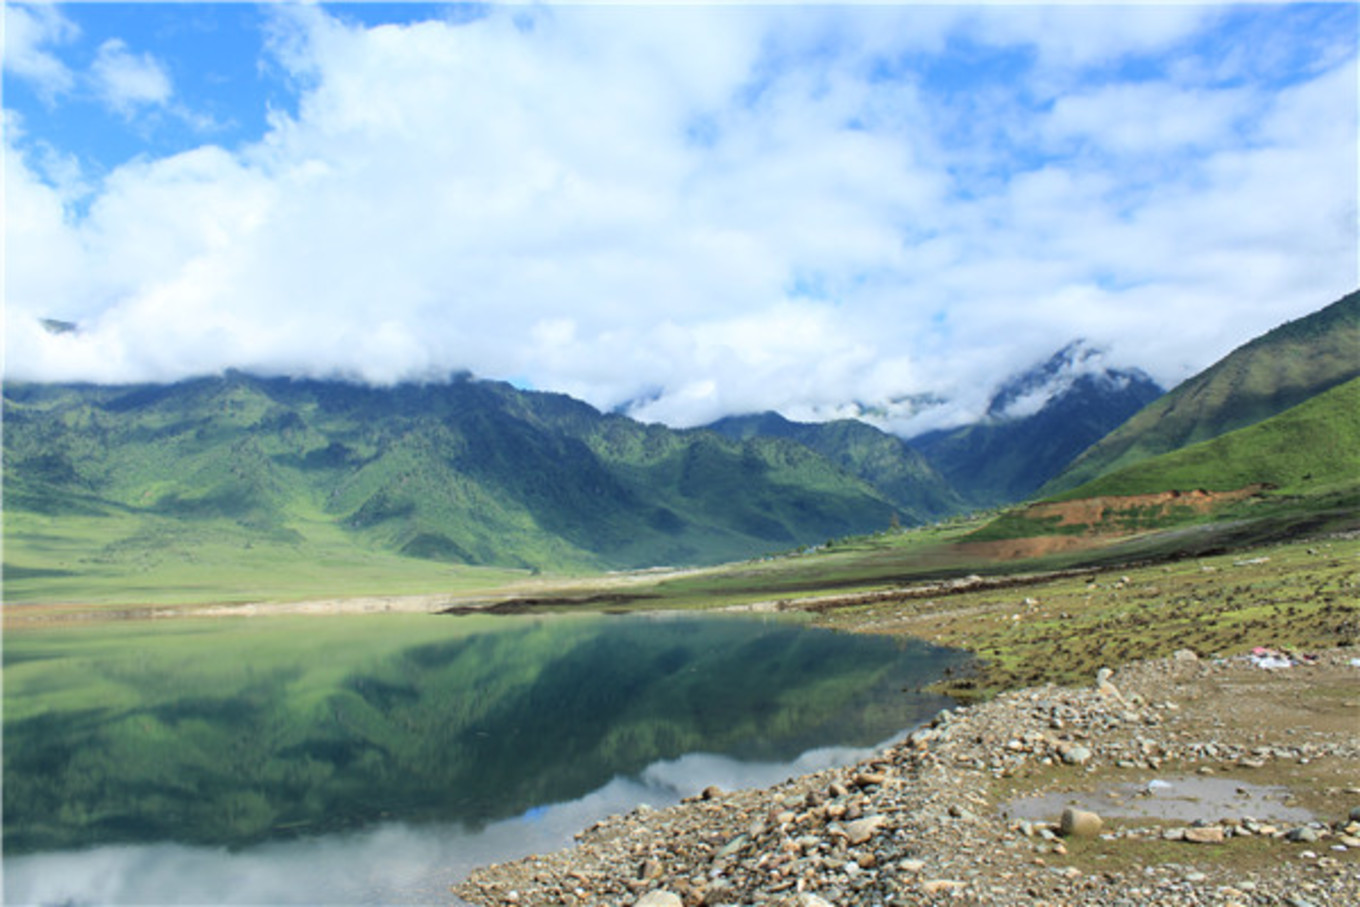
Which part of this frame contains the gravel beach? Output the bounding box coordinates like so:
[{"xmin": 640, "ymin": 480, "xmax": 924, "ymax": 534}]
[{"xmin": 457, "ymin": 649, "xmax": 1359, "ymax": 906}]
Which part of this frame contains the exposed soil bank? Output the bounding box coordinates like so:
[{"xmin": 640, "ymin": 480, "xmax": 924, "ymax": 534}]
[{"xmin": 1033, "ymin": 488, "xmax": 1268, "ymax": 528}]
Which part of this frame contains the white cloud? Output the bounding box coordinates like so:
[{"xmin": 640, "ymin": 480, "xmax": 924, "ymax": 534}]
[
  {"xmin": 975, "ymin": 4, "xmax": 1219, "ymax": 73},
  {"xmin": 1044, "ymin": 81, "xmax": 1253, "ymax": 157},
  {"xmin": 91, "ymin": 38, "xmax": 173, "ymax": 115},
  {"xmin": 3, "ymin": 2, "xmax": 79, "ymax": 99},
  {"xmin": 4, "ymin": 5, "xmax": 1356, "ymax": 434}
]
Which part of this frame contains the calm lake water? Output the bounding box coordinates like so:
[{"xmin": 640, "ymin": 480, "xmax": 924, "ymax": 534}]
[{"xmin": 4, "ymin": 612, "xmax": 967, "ymax": 905}]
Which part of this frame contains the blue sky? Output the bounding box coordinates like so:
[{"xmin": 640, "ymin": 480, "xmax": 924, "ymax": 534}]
[{"xmin": 5, "ymin": 2, "xmax": 1357, "ymax": 432}]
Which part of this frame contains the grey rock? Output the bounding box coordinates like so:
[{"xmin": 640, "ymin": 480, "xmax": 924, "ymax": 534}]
[
  {"xmin": 842, "ymin": 815, "xmax": 887, "ymax": 845},
  {"xmin": 1287, "ymin": 826, "xmax": 1321, "ymax": 843},
  {"xmin": 1060, "ymin": 808, "xmax": 1102, "ymax": 838},
  {"xmin": 1060, "ymin": 744, "xmax": 1093, "ymax": 766},
  {"xmin": 715, "ymin": 834, "xmax": 750, "ymax": 859},
  {"xmin": 778, "ymin": 896, "xmax": 834, "ymax": 907},
  {"xmin": 635, "ymin": 892, "xmax": 683, "ymax": 907}
]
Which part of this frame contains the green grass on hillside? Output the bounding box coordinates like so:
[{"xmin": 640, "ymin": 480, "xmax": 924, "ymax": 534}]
[
  {"xmin": 1046, "ymin": 289, "xmax": 1360, "ymax": 493},
  {"xmin": 4, "ymin": 375, "xmax": 913, "ymax": 604},
  {"xmin": 1053, "ymin": 376, "xmax": 1360, "ymax": 501},
  {"xmin": 966, "ymin": 377, "xmax": 1360, "ymax": 546}
]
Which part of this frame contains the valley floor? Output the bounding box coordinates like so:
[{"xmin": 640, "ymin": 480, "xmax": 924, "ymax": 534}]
[{"xmin": 8, "ymin": 527, "xmax": 1356, "ymax": 905}]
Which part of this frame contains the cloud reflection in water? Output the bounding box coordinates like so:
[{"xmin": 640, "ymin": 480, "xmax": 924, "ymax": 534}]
[{"xmin": 6, "ymin": 740, "xmax": 884, "ymax": 906}]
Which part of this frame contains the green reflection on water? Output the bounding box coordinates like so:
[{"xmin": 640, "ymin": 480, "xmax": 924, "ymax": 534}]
[{"xmin": 4, "ymin": 613, "xmax": 965, "ymax": 854}]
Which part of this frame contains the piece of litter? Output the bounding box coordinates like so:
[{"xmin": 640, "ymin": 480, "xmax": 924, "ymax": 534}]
[{"xmin": 1251, "ymin": 655, "xmax": 1292, "ymax": 669}]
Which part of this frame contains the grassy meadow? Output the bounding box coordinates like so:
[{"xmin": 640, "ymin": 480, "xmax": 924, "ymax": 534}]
[
  {"xmin": 814, "ymin": 534, "xmax": 1360, "ymax": 698},
  {"xmin": 2, "ymin": 505, "xmax": 542, "ymax": 607}
]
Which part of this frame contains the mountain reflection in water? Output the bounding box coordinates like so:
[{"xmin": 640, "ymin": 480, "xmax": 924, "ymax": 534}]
[
  {"xmin": 6, "ymin": 743, "xmax": 888, "ymax": 906},
  {"xmin": 4, "ymin": 612, "xmax": 967, "ymax": 905}
]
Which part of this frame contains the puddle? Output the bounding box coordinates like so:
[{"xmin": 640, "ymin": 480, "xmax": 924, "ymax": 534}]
[{"xmin": 1004, "ymin": 776, "xmax": 1315, "ymax": 824}]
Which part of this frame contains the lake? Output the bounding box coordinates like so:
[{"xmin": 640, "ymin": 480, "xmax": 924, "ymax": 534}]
[{"xmin": 3, "ymin": 611, "xmax": 967, "ymax": 905}]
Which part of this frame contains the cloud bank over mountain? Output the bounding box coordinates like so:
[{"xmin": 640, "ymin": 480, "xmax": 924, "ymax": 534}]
[{"xmin": 5, "ymin": 3, "xmax": 1356, "ymax": 434}]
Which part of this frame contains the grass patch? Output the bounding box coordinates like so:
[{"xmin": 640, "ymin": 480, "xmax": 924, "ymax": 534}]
[
  {"xmin": 2, "ymin": 506, "xmax": 541, "ymax": 606},
  {"xmin": 814, "ymin": 535, "xmax": 1360, "ymax": 699}
]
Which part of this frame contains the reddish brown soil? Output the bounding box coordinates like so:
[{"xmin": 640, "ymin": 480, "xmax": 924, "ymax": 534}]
[
  {"xmin": 961, "ymin": 486, "xmax": 1266, "ymax": 561},
  {"xmin": 1029, "ymin": 487, "xmax": 1264, "ymax": 527}
]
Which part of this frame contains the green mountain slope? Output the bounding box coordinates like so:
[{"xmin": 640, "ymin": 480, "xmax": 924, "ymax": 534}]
[
  {"xmin": 1044, "ymin": 290, "xmax": 1360, "ymax": 494},
  {"xmin": 970, "ymin": 377, "xmax": 1360, "ymax": 545},
  {"xmin": 1050, "ymin": 376, "xmax": 1360, "ymax": 502},
  {"xmin": 3, "ymin": 374, "xmax": 901, "ymax": 599},
  {"xmin": 706, "ymin": 412, "xmax": 964, "ymax": 522}
]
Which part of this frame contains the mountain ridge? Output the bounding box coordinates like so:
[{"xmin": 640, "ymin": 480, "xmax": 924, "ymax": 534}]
[
  {"xmin": 705, "ymin": 411, "xmax": 964, "ymax": 523},
  {"xmin": 907, "ymin": 344, "xmax": 1165, "ymax": 508},
  {"xmin": 1043, "ymin": 289, "xmax": 1360, "ymax": 495},
  {"xmin": 3, "ymin": 373, "xmax": 909, "ymax": 585}
]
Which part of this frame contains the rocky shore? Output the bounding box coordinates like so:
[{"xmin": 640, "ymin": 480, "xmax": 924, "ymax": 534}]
[{"xmin": 456, "ymin": 649, "xmax": 1359, "ymax": 906}]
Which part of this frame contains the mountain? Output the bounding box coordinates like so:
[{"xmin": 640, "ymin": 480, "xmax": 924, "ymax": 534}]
[
  {"xmin": 1044, "ymin": 290, "xmax": 1360, "ymax": 495},
  {"xmin": 1050, "ymin": 375, "xmax": 1360, "ymax": 502},
  {"xmin": 3, "ymin": 373, "xmax": 903, "ymax": 583},
  {"xmin": 968, "ymin": 375, "xmax": 1360, "ymax": 547},
  {"xmin": 705, "ymin": 412, "xmax": 963, "ymax": 523},
  {"xmin": 908, "ymin": 342, "xmax": 1164, "ymax": 508}
]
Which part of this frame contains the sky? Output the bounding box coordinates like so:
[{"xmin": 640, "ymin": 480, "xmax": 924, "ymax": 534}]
[{"xmin": 4, "ymin": 2, "xmax": 1357, "ymax": 434}]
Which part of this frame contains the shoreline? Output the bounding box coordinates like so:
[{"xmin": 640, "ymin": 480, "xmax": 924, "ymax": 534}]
[
  {"xmin": 8, "ymin": 536, "xmax": 1356, "ymax": 905},
  {"xmin": 455, "ymin": 649, "xmax": 1360, "ymax": 906},
  {"xmin": 0, "ymin": 562, "xmax": 1100, "ymax": 627}
]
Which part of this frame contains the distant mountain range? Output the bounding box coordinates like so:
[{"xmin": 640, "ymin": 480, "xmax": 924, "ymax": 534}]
[
  {"xmin": 906, "ymin": 342, "xmax": 1164, "ymax": 508},
  {"xmin": 4, "ymin": 376, "xmax": 908, "ymax": 574},
  {"xmin": 706, "ymin": 342, "xmax": 1164, "ymax": 513},
  {"xmin": 6, "ymin": 289, "xmax": 1357, "ymax": 587},
  {"xmin": 705, "ymin": 412, "xmax": 964, "ymax": 523}
]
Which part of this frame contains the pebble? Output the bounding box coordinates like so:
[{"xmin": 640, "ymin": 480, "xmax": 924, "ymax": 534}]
[
  {"xmin": 457, "ymin": 649, "xmax": 1360, "ymax": 907},
  {"xmin": 633, "ymin": 892, "xmax": 681, "ymax": 907},
  {"xmin": 1060, "ymin": 743, "xmax": 1093, "ymax": 766},
  {"xmin": 784, "ymin": 896, "xmax": 833, "ymax": 907},
  {"xmin": 1184, "ymin": 826, "xmax": 1225, "ymax": 844},
  {"xmin": 1287, "ymin": 827, "xmax": 1322, "ymax": 844}
]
